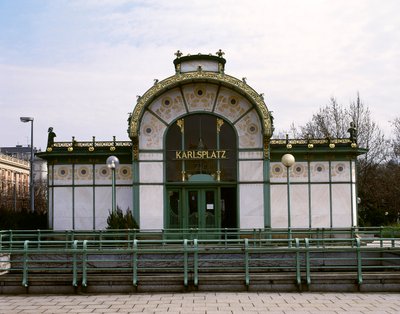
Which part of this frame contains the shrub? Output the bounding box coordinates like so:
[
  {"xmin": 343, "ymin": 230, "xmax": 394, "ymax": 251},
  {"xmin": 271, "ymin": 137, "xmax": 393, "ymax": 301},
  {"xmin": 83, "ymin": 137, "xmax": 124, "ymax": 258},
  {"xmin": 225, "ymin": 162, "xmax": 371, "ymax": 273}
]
[
  {"xmin": 0, "ymin": 208, "xmax": 47, "ymax": 230},
  {"xmin": 106, "ymin": 207, "xmax": 138, "ymax": 229}
]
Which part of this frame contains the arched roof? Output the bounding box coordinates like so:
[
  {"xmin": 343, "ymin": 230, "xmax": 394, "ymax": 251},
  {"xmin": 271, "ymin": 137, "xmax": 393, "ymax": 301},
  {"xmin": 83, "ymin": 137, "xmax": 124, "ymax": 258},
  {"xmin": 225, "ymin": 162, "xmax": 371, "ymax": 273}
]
[{"xmin": 129, "ymin": 71, "xmax": 273, "ymax": 141}]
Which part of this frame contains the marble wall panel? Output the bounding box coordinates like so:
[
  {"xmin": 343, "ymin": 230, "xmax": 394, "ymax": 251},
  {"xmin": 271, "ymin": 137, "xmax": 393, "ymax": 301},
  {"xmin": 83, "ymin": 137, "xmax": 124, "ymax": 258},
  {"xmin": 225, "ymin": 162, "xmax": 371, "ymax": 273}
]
[
  {"xmin": 291, "ymin": 185, "xmax": 309, "ymax": 228},
  {"xmin": 270, "ymin": 162, "xmax": 287, "ymax": 183},
  {"xmin": 270, "ymin": 162, "xmax": 309, "ymax": 184},
  {"xmin": 48, "ymin": 189, "xmax": 53, "ymax": 228},
  {"xmin": 239, "ymin": 184, "xmax": 264, "ymax": 228},
  {"xmin": 140, "ymin": 185, "xmax": 164, "ymax": 229},
  {"xmin": 182, "ymin": 83, "xmax": 218, "ymax": 112},
  {"xmin": 139, "ymin": 111, "xmax": 167, "ymax": 150},
  {"xmin": 235, "ymin": 109, "xmax": 262, "ymax": 149},
  {"xmin": 238, "ymin": 151, "xmax": 263, "ymax": 160},
  {"xmin": 74, "ymin": 165, "xmax": 93, "ymax": 185},
  {"xmin": 351, "ymin": 161, "xmax": 356, "ymax": 181},
  {"xmin": 116, "ymin": 164, "xmax": 133, "ymax": 184},
  {"xmin": 310, "ymin": 162, "xmax": 329, "ymax": 182},
  {"xmin": 310, "ymin": 185, "xmax": 330, "ymax": 227},
  {"xmin": 95, "ymin": 187, "xmax": 112, "ymax": 230},
  {"xmin": 331, "ymin": 161, "xmax": 350, "ymax": 182},
  {"xmin": 93, "ymin": 164, "xmax": 132, "ymax": 185},
  {"xmin": 74, "ymin": 187, "xmax": 94, "ymax": 230},
  {"xmin": 270, "ymin": 185, "xmax": 288, "ymax": 228},
  {"xmin": 139, "ymin": 162, "xmax": 163, "ymax": 183},
  {"xmin": 290, "ymin": 162, "xmax": 309, "ymax": 183},
  {"xmin": 94, "ymin": 164, "xmax": 112, "ymax": 184},
  {"xmin": 116, "ymin": 187, "xmax": 133, "ymax": 214},
  {"xmin": 352, "ymin": 183, "xmax": 357, "ymax": 225},
  {"xmin": 139, "ymin": 152, "xmax": 163, "ymax": 161},
  {"xmin": 148, "ymin": 88, "xmax": 187, "ymax": 124},
  {"xmin": 53, "ymin": 165, "xmax": 72, "ymax": 185},
  {"xmin": 239, "ymin": 160, "xmax": 263, "ymax": 182},
  {"xmin": 53, "ymin": 187, "xmax": 72, "ymax": 230},
  {"xmin": 181, "ymin": 60, "xmax": 219, "ymax": 73},
  {"xmin": 214, "ymin": 87, "xmax": 252, "ymax": 123},
  {"xmin": 331, "ymin": 184, "xmax": 352, "ymax": 227}
]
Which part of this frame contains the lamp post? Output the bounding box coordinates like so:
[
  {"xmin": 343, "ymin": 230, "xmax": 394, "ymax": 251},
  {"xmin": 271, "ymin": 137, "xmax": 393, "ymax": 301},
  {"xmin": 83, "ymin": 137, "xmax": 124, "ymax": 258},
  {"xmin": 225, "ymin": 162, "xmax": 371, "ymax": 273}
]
[
  {"xmin": 106, "ymin": 156, "xmax": 119, "ymax": 213},
  {"xmin": 281, "ymin": 153, "xmax": 295, "ymax": 243},
  {"xmin": 20, "ymin": 116, "xmax": 34, "ymax": 212}
]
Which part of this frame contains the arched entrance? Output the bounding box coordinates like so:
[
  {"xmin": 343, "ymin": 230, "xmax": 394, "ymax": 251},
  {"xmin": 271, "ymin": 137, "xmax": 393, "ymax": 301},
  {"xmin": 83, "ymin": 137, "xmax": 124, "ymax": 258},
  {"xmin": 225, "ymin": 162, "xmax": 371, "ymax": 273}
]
[{"xmin": 165, "ymin": 114, "xmax": 237, "ymax": 230}]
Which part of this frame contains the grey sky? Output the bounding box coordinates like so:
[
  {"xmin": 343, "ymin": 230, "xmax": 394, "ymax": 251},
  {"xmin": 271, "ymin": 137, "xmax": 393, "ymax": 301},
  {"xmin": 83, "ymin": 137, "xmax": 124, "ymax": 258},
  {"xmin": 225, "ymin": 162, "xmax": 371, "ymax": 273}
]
[{"xmin": 1, "ymin": 0, "xmax": 399, "ymax": 150}]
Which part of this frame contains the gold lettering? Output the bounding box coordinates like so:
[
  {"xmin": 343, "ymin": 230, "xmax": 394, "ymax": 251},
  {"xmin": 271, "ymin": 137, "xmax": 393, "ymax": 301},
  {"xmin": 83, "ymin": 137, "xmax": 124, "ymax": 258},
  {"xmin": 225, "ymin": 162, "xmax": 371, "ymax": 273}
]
[{"xmin": 175, "ymin": 149, "xmax": 228, "ymax": 159}]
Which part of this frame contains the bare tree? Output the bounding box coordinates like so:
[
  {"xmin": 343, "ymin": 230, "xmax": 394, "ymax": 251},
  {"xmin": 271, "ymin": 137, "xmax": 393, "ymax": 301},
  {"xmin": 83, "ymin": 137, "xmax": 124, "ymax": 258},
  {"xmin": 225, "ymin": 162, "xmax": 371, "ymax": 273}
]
[
  {"xmin": 297, "ymin": 93, "xmax": 388, "ymax": 165},
  {"xmin": 290, "ymin": 94, "xmax": 396, "ymax": 226},
  {"xmin": 392, "ymin": 117, "xmax": 400, "ymax": 159}
]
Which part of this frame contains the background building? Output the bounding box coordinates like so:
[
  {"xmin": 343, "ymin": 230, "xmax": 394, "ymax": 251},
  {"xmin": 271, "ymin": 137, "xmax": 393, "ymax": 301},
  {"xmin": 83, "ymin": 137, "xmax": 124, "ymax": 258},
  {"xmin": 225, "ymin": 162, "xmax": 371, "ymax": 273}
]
[{"xmin": 0, "ymin": 153, "xmax": 29, "ymax": 211}]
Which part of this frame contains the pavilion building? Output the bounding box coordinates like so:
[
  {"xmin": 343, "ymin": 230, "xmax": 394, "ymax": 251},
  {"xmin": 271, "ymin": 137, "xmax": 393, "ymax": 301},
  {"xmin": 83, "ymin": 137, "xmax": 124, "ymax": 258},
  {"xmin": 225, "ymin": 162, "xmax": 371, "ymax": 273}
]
[{"xmin": 38, "ymin": 51, "xmax": 366, "ymax": 230}]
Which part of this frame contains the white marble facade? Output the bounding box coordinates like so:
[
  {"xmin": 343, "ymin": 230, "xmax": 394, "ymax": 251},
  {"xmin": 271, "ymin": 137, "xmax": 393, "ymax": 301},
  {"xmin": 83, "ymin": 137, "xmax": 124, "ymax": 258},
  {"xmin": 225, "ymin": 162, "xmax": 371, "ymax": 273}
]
[
  {"xmin": 269, "ymin": 161, "xmax": 356, "ymax": 228},
  {"xmin": 49, "ymin": 164, "xmax": 133, "ymax": 230}
]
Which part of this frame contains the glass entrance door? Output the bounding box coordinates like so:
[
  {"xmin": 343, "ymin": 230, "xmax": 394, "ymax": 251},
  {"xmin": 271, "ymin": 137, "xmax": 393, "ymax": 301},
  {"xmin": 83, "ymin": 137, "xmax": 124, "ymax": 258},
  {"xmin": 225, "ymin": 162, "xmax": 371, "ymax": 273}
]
[
  {"xmin": 187, "ymin": 189, "xmax": 218, "ymax": 229},
  {"xmin": 166, "ymin": 188, "xmax": 219, "ymax": 230}
]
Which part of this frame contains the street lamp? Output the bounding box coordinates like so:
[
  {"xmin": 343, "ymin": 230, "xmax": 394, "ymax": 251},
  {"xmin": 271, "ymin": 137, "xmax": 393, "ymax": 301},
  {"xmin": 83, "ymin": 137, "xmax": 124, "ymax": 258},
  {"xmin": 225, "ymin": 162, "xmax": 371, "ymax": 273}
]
[
  {"xmin": 281, "ymin": 153, "xmax": 295, "ymax": 241},
  {"xmin": 20, "ymin": 116, "xmax": 34, "ymax": 213},
  {"xmin": 106, "ymin": 156, "xmax": 119, "ymax": 213}
]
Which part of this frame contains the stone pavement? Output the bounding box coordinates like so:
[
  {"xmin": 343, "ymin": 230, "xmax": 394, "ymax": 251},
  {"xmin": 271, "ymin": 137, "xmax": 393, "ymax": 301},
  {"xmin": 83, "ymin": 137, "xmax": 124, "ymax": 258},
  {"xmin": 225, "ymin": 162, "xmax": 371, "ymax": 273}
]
[{"xmin": 0, "ymin": 292, "xmax": 399, "ymax": 314}]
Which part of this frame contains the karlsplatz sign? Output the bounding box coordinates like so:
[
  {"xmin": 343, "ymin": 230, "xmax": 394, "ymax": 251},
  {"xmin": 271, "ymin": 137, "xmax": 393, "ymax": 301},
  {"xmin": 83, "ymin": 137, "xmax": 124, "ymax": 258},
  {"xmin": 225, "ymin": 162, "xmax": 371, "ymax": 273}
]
[{"xmin": 175, "ymin": 150, "xmax": 227, "ymax": 160}]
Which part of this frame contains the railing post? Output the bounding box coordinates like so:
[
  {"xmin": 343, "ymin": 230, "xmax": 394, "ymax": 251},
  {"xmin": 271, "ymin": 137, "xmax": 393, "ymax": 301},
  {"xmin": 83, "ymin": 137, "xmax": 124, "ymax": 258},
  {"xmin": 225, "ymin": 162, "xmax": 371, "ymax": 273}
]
[
  {"xmin": 72, "ymin": 240, "xmax": 78, "ymax": 287},
  {"xmin": 37, "ymin": 229, "xmax": 41, "ymax": 249},
  {"xmin": 9, "ymin": 230, "xmax": 13, "ymax": 250},
  {"xmin": 305, "ymin": 238, "xmax": 311, "ymax": 285},
  {"xmin": 244, "ymin": 238, "xmax": 249, "ymax": 286},
  {"xmin": 132, "ymin": 239, "xmax": 138, "ymax": 286},
  {"xmin": 183, "ymin": 239, "xmax": 188, "ymax": 287},
  {"xmin": 295, "ymin": 238, "xmax": 301, "ymax": 286},
  {"xmin": 99, "ymin": 231, "xmax": 103, "ymax": 250},
  {"xmin": 82, "ymin": 240, "xmax": 88, "ymax": 287},
  {"xmin": 193, "ymin": 239, "xmax": 198, "ymax": 286},
  {"xmin": 22, "ymin": 240, "xmax": 29, "ymax": 287},
  {"xmin": 356, "ymin": 237, "xmax": 363, "ymax": 285},
  {"xmin": 380, "ymin": 226, "xmax": 383, "ymax": 248}
]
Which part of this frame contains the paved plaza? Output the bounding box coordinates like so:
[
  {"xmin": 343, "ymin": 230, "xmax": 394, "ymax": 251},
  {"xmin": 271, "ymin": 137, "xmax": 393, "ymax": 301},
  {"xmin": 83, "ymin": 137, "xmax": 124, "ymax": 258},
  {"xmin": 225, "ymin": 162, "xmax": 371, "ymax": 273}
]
[{"xmin": 0, "ymin": 292, "xmax": 399, "ymax": 314}]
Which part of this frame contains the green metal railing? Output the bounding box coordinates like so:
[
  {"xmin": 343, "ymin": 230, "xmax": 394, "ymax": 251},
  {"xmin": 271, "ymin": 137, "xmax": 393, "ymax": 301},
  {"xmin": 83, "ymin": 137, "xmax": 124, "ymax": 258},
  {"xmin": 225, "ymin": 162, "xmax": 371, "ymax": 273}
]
[
  {"xmin": 1, "ymin": 226, "xmax": 398, "ymax": 248},
  {"xmin": 1, "ymin": 230, "xmax": 400, "ymax": 289},
  {"xmin": 0, "ymin": 233, "xmax": 400, "ymax": 287}
]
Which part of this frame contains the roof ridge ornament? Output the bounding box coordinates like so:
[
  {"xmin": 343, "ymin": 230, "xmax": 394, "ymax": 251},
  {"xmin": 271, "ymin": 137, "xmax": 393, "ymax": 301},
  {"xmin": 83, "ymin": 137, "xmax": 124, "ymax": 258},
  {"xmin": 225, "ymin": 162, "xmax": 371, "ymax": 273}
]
[
  {"xmin": 174, "ymin": 50, "xmax": 183, "ymax": 58},
  {"xmin": 216, "ymin": 49, "xmax": 225, "ymax": 58}
]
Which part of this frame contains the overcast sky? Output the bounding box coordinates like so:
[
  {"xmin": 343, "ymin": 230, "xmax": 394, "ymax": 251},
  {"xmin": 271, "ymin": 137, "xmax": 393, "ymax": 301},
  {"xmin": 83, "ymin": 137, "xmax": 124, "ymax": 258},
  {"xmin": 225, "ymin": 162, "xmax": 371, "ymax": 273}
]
[{"xmin": 1, "ymin": 0, "xmax": 399, "ymax": 151}]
